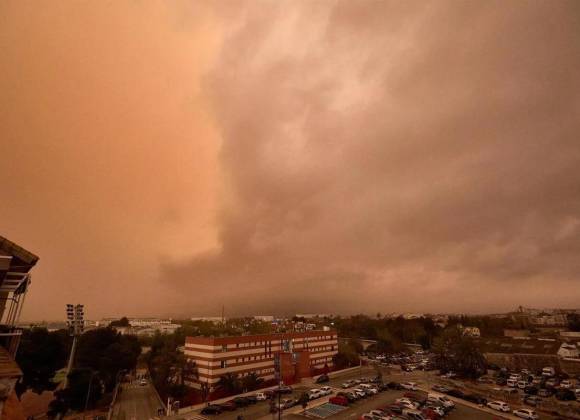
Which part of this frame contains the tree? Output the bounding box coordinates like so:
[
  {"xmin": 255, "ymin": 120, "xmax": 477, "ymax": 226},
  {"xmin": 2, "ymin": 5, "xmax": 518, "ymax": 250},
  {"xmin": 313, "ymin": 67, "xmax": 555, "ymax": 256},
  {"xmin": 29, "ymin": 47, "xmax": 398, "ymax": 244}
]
[
  {"xmin": 375, "ymin": 328, "xmax": 403, "ymax": 354},
  {"xmin": 217, "ymin": 373, "xmax": 241, "ymax": 394},
  {"xmin": 433, "ymin": 326, "xmax": 486, "ymax": 379},
  {"xmin": 75, "ymin": 328, "xmax": 140, "ymax": 391},
  {"xmin": 16, "ymin": 328, "xmax": 70, "ymax": 397},
  {"xmin": 241, "ymin": 372, "xmax": 263, "ymax": 392},
  {"xmin": 48, "ymin": 368, "xmax": 103, "ymax": 416},
  {"xmin": 110, "ymin": 317, "xmax": 130, "ymax": 327}
]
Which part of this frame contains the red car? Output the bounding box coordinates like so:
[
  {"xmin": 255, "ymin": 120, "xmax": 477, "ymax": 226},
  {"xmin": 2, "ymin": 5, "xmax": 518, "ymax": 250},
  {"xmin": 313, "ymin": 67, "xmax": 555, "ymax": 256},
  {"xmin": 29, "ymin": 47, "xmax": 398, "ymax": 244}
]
[{"xmin": 329, "ymin": 396, "xmax": 349, "ymax": 406}]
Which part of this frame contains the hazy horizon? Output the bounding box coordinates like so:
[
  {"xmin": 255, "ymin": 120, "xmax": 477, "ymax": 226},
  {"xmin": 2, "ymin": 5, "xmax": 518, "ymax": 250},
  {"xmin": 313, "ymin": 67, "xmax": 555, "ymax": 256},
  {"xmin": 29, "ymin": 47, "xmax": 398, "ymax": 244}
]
[{"xmin": 2, "ymin": 1, "xmax": 580, "ymax": 321}]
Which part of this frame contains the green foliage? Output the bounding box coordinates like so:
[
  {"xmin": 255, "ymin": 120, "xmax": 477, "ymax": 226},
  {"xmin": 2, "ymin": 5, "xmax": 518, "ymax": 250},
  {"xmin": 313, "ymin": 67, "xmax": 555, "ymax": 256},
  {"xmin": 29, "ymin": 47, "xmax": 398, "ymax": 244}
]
[
  {"xmin": 333, "ymin": 314, "xmax": 441, "ymax": 351},
  {"xmin": 333, "ymin": 339, "xmax": 360, "ymax": 369},
  {"xmin": 109, "ymin": 317, "xmax": 130, "ymax": 327},
  {"xmin": 16, "ymin": 328, "xmax": 70, "ymax": 396},
  {"xmin": 567, "ymin": 314, "xmax": 580, "ymax": 332},
  {"xmin": 217, "ymin": 372, "xmax": 241, "ymax": 394},
  {"xmin": 76, "ymin": 328, "xmax": 141, "ymax": 391},
  {"xmin": 432, "ymin": 326, "xmax": 486, "ymax": 379},
  {"xmin": 241, "ymin": 372, "xmax": 264, "ymax": 392},
  {"xmin": 48, "ymin": 368, "xmax": 103, "ymax": 417},
  {"xmin": 145, "ymin": 331, "xmax": 194, "ymax": 401}
]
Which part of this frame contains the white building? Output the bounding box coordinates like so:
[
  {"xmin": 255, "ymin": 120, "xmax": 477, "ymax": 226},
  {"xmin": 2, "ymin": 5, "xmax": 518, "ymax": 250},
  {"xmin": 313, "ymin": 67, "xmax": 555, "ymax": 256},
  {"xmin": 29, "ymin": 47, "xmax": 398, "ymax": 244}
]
[{"xmin": 557, "ymin": 343, "xmax": 580, "ymax": 359}]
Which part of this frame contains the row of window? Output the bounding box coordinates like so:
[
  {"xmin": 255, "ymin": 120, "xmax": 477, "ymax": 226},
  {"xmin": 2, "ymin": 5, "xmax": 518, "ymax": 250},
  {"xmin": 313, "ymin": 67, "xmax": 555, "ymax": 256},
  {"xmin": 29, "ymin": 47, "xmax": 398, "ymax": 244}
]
[{"xmin": 218, "ymin": 335, "xmax": 337, "ymax": 352}]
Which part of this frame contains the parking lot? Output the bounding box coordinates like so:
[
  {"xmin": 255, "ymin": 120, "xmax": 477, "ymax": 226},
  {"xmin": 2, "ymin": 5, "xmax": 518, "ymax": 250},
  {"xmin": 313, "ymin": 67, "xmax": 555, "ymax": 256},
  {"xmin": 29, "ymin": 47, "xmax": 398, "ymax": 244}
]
[{"xmin": 182, "ymin": 366, "xmax": 510, "ymax": 420}]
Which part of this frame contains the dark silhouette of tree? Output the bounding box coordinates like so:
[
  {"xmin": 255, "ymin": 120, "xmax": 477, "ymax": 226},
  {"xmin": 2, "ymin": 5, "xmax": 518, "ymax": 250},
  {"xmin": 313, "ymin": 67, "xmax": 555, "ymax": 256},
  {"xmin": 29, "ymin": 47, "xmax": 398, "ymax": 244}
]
[
  {"xmin": 217, "ymin": 372, "xmax": 241, "ymax": 394},
  {"xmin": 241, "ymin": 372, "xmax": 263, "ymax": 392},
  {"xmin": 16, "ymin": 328, "xmax": 70, "ymax": 396},
  {"xmin": 109, "ymin": 317, "xmax": 130, "ymax": 327},
  {"xmin": 433, "ymin": 326, "xmax": 486, "ymax": 379}
]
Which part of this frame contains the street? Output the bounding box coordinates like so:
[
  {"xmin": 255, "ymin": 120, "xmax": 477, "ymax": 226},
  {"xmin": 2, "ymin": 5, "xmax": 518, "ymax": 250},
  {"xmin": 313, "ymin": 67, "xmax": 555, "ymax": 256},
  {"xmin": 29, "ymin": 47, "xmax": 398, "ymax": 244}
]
[{"xmin": 111, "ymin": 382, "xmax": 165, "ymax": 420}]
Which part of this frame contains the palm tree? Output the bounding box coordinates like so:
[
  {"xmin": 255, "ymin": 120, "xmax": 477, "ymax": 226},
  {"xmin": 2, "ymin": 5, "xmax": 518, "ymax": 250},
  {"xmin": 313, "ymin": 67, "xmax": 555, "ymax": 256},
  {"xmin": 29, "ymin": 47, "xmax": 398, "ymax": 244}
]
[
  {"xmin": 217, "ymin": 372, "xmax": 241, "ymax": 394},
  {"xmin": 241, "ymin": 372, "xmax": 263, "ymax": 392}
]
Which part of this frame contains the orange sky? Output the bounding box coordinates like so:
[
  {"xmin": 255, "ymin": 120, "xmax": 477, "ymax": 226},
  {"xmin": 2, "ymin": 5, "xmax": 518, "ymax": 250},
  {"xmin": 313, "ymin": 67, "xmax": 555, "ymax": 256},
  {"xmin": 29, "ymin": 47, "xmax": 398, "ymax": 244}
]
[{"xmin": 1, "ymin": 1, "xmax": 580, "ymax": 321}]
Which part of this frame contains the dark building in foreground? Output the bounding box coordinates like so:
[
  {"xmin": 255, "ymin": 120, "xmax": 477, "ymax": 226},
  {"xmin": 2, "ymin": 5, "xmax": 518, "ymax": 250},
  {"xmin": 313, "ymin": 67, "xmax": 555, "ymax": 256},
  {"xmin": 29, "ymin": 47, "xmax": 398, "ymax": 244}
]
[{"xmin": 0, "ymin": 235, "xmax": 39, "ymax": 417}]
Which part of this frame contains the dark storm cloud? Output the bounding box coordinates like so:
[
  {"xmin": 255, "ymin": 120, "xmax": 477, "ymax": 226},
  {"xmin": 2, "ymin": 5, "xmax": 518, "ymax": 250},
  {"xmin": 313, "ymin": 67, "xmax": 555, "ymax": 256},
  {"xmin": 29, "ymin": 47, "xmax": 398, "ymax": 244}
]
[{"xmin": 162, "ymin": 0, "xmax": 580, "ymax": 315}]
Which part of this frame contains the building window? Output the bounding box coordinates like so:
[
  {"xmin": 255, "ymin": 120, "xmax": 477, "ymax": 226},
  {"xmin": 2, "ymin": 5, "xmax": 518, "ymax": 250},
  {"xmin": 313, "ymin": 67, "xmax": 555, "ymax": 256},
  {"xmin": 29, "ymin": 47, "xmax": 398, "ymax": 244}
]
[
  {"xmin": 221, "ymin": 360, "xmax": 226, "ymax": 368},
  {"xmin": 222, "ymin": 344, "xmax": 227, "ymax": 352}
]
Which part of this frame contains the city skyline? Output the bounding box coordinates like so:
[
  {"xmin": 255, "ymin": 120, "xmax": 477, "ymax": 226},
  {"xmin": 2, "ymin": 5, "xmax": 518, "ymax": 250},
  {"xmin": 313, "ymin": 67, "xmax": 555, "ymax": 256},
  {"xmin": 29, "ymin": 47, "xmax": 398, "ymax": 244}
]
[{"xmin": 2, "ymin": 1, "xmax": 580, "ymax": 321}]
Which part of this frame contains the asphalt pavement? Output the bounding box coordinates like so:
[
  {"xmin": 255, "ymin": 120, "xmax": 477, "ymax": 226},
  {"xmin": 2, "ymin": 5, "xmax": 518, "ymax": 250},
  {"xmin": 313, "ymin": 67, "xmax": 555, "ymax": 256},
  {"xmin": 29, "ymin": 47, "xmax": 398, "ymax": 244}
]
[{"xmin": 111, "ymin": 382, "xmax": 165, "ymax": 420}]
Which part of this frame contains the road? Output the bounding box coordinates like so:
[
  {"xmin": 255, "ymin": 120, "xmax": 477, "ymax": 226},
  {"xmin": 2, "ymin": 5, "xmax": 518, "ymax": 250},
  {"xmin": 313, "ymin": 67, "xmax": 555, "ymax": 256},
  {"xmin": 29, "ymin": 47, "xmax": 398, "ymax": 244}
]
[{"xmin": 111, "ymin": 382, "xmax": 165, "ymax": 420}]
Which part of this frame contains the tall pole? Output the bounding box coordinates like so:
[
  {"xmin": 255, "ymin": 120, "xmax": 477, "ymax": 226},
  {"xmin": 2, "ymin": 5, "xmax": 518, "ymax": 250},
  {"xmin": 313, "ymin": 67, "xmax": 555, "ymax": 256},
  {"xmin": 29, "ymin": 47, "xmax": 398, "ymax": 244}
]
[{"xmin": 63, "ymin": 335, "xmax": 78, "ymax": 389}]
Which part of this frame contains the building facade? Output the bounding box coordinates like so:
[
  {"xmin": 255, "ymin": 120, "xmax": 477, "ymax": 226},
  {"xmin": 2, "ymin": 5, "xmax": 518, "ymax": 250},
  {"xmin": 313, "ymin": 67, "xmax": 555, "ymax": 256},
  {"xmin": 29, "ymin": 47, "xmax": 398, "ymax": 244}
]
[{"xmin": 184, "ymin": 330, "xmax": 338, "ymax": 390}]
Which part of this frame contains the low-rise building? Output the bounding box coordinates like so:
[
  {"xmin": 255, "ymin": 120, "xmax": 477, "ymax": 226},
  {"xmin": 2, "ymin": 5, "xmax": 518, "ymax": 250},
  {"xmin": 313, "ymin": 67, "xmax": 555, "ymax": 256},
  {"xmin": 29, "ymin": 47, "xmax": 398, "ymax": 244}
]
[
  {"xmin": 461, "ymin": 326, "xmax": 481, "ymax": 337},
  {"xmin": 184, "ymin": 330, "xmax": 338, "ymax": 391}
]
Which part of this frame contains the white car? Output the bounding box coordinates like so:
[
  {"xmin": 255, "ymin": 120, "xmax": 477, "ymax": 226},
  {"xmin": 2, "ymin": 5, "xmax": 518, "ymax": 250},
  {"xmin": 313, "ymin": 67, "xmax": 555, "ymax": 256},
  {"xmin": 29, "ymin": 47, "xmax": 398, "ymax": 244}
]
[
  {"xmin": 401, "ymin": 381, "xmax": 418, "ymax": 390},
  {"xmin": 255, "ymin": 392, "xmax": 267, "ymax": 401},
  {"xmin": 487, "ymin": 400, "xmax": 511, "ymax": 412},
  {"xmin": 320, "ymin": 386, "xmax": 333, "ymax": 396},
  {"xmin": 517, "ymin": 380, "xmax": 527, "ymax": 389},
  {"xmin": 427, "ymin": 394, "xmax": 455, "ymax": 409},
  {"xmin": 353, "ymin": 388, "xmax": 366, "ymax": 398},
  {"xmin": 425, "ymin": 405, "xmax": 445, "ymax": 416},
  {"xmin": 139, "ymin": 379, "xmax": 147, "ymax": 386},
  {"xmin": 308, "ymin": 389, "xmax": 322, "ymax": 400},
  {"xmin": 396, "ymin": 398, "xmax": 419, "ymax": 409},
  {"xmin": 513, "ymin": 408, "xmax": 539, "ymax": 419},
  {"xmin": 560, "ymin": 380, "xmax": 573, "ymax": 389},
  {"xmin": 342, "ymin": 381, "xmax": 354, "ymax": 388}
]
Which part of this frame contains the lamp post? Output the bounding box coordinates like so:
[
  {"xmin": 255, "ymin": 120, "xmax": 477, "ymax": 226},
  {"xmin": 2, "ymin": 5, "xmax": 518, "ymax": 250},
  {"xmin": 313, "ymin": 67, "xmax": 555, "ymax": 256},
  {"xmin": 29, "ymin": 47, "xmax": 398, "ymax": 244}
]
[{"xmin": 63, "ymin": 304, "xmax": 84, "ymax": 389}]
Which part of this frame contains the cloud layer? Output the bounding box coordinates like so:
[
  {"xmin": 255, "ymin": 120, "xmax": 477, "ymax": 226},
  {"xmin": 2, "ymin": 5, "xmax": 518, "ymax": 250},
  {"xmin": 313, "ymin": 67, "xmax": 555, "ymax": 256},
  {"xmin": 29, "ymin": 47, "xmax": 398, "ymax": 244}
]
[
  {"xmin": 162, "ymin": 0, "xmax": 580, "ymax": 315},
  {"xmin": 2, "ymin": 1, "xmax": 579, "ymax": 320}
]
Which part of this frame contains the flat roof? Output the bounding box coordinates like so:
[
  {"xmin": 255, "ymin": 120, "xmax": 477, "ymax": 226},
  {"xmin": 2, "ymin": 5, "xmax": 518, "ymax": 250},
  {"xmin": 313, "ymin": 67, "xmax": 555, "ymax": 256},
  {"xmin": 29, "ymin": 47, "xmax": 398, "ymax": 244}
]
[{"xmin": 186, "ymin": 329, "xmax": 337, "ymax": 345}]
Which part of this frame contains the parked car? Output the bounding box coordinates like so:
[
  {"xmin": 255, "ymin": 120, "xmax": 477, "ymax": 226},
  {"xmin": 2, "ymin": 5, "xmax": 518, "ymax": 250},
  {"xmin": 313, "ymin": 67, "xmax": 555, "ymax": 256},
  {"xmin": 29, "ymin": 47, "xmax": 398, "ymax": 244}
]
[
  {"xmin": 329, "ymin": 395, "xmax": 349, "ymax": 406},
  {"xmin": 277, "ymin": 385, "xmax": 293, "ymax": 394},
  {"xmin": 337, "ymin": 391, "xmax": 357, "ymax": 402},
  {"xmin": 342, "ymin": 380, "xmax": 355, "ymax": 388},
  {"xmin": 507, "ymin": 378, "xmax": 518, "ymax": 388},
  {"xmin": 218, "ymin": 401, "xmax": 237, "ymax": 411},
  {"xmin": 396, "ymin": 398, "xmax": 419, "ymax": 410},
  {"xmin": 555, "ymin": 389, "xmax": 576, "ymax": 401},
  {"xmin": 487, "ymin": 401, "xmax": 511, "ymax": 412},
  {"xmin": 545, "ymin": 378, "xmax": 558, "ymax": 388},
  {"xmin": 496, "ymin": 377, "xmax": 507, "ymax": 386},
  {"xmin": 431, "ymin": 384, "xmax": 449, "ymax": 393},
  {"xmin": 320, "ymin": 386, "xmax": 333, "ymax": 396},
  {"xmin": 401, "ymin": 381, "xmax": 418, "ymax": 390},
  {"xmin": 424, "ymin": 405, "xmax": 445, "ymax": 417},
  {"xmin": 524, "ymin": 385, "xmax": 538, "ymax": 395},
  {"xmin": 523, "ymin": 396, "xmax": 541, "ymax": 407},
  {"xmin": 446, "ymin": 389, "xmax": 465, "ymax": 399},
  {"xmin": 542, "ymin": 367, "xmax": 556, "ymax": 377},
  {"xmin": 244, "ymin": 395, "xmax": 258, "ymax": 404},
  {"xmin": 255, "ymin": 392, "xmax": 268, "ymax": 401},
  {"xmin": 383, "ymin": 403, "xmax": 404, "ymax": 414},
  {"xmin": 139, "ymin": 379, "xmax": 147, "ymax": 386},
  {"xmin": 278, "ymin": 398, "xmax": 297, "ymax": 410},
  {"xmin": 560, "ymin": 379, "xmax": 573, "ymax": 389},
  {"xmin": 388, "ymin": 381, "xmax": 403, "ymax": 390},
  {"xmin": 402, "ymin": 409, "xmax": 427, "ymax": 420},
  {"xmin": 316, "ymin": 374, "xmax": 330, "ymax": 383},
  {"xmin": 308, "ymin": 389, "xmax": 323, "ymax": 400},
  {"xmin": 232, "ymin": 397, "xmax": 251, "ymax": 407},
  {"xmin": 427, "ymin": 394, "xmax": 455, "ymax": 410},
  {"xmin": 200, "ymin": 405, "xmax": 223, "ymax": 415},
  {"xmin": 518, "ymin": 380, "xmax": 527, "ymax": 389},
  {"xmin": 463, "ymin": 393, "xmax": 487, "ymax": 405},
  {"xmin": 513, "ymin": 408, "xmax": 539, "ymax": 419},
  {"xmin": 353, "ymin": 388, "xmax": 367, "ymax": 398},
  {"xmin": 537, "ymin": 388, "xmax": 553, "ymax": 397}
]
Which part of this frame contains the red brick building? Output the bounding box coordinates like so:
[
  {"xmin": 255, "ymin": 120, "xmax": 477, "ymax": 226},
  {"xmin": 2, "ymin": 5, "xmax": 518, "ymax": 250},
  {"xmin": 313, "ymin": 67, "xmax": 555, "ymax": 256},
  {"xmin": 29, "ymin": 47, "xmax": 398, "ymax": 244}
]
[{"xmin": 184, "ymin": 330, "xmax": 338, "ymax": 390}]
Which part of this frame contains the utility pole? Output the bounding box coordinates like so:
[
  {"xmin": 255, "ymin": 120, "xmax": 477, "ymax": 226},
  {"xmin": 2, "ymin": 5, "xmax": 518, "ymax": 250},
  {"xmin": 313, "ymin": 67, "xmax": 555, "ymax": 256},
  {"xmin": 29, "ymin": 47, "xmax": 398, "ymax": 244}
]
[{"xmin": 63, "ymin": 304, "xmax": 84, "ymax": 389}]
